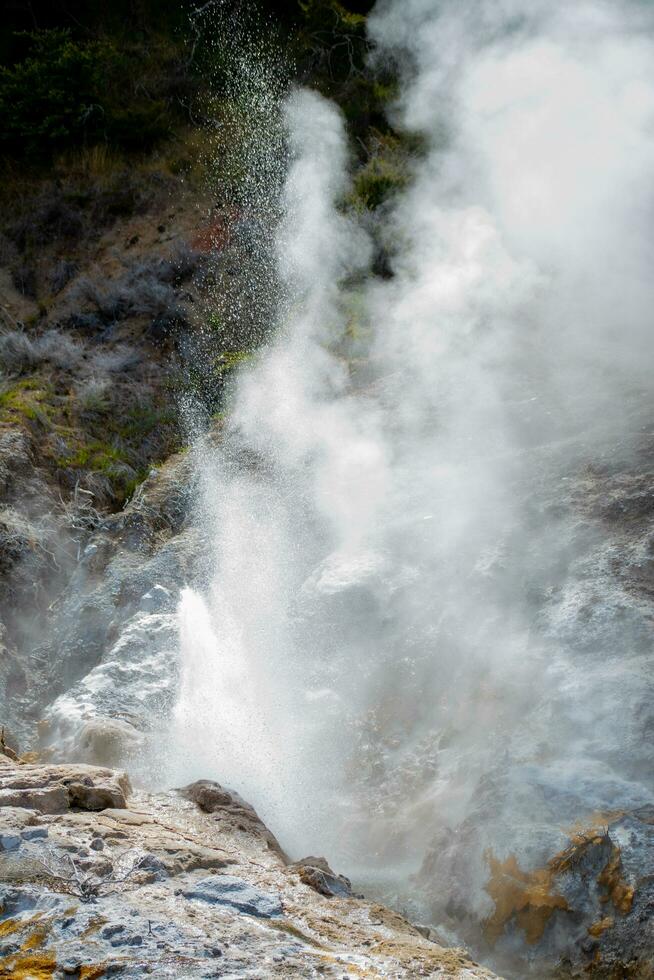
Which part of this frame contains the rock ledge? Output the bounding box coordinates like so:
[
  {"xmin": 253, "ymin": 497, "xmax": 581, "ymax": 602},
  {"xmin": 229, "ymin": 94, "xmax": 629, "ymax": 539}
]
[{"xmin": 0, "ymin": 761, "xmax": 497, "ymax": 978}]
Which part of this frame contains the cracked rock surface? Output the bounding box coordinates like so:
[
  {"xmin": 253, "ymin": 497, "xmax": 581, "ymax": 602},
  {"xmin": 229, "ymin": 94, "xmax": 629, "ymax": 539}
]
[{"xmin": 0, "ymin": 762, "xmax": 498, "ymax": 979}]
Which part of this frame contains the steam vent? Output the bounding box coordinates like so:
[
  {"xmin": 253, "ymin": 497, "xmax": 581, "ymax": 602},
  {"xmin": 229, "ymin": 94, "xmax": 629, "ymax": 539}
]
[{"xmin": 0, "ymin": 2, "xmax": 653, "ymax": 978}]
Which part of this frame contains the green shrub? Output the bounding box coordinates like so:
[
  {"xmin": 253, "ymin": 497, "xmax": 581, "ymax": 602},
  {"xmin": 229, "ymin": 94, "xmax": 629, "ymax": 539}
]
[
  {"xmin": 350, "ymin": 157, "xmax": 408, "ymax": 210},
  {"xmin": 0, "ymin": 30, "xmax": 102, "ymax": 156},
  {"xmin": 0, "ymin": 29, "xmax": 175, "ymax": 159}
]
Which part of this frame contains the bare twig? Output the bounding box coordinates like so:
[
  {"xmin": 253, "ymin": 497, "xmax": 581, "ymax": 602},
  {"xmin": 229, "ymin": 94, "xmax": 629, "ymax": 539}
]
[{"xmin": 35, "ymin": 846, "xmax": 150, "ymax": 903}]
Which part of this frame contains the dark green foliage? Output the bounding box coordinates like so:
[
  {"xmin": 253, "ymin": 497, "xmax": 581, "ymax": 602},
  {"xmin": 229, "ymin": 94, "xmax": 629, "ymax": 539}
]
[
  {"xmin": 0, "ymin": 29, "xmax": 181, "ymax": 159},
  {"xmin": 293, "ymin": 1, "xmax": 369, "ymax": 94},
  {"xmin": 0, "ymin": 2, "xmax": 400, "ymax": 170},
  {"xmin": 351, "ymin": 157, "xmax": 408, "ymax": 210},
  {"xmin": 279, "ymin": 1, "xmax": 401, "ymax": 151},
  {"xmin": 0, "ymin": 30, "xmax": 102, "ymax": 156}
]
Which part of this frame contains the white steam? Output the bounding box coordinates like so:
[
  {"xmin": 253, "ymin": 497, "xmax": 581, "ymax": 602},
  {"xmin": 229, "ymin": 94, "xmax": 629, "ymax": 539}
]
[{"xmin": 169, "ymin": 0, "xmax": 654, "ymax": 965}]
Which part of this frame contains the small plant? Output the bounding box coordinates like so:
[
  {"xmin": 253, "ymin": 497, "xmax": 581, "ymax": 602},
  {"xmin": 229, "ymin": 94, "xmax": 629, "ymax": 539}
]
[
  {"xmin": 50, "ymin": 259, "xmax": 78, "ymax": 295},
  {"xmin": 69, "ymin": 277, "xmax": 129, "ymax": 323},
  {"xmin": 76, "ymin": 377, "xmax": 112, "ymax": 416},
  {"xmin": 0, "ymin": 328, "xmax": 83, "ymax": 376},
  {"xmin": 0, "ymin": 330, "xmax": 38, "ymax": 374},
  {"xmin": 70, "ymin": 245, "xmax": 200, "ymax": 325},
  {"xmin": 59, "ymin": 482, "xmax": 101, "ymax": 535},
  {"xmin": 34, "ymin": 846, "xmax": 150, "ymax": 903},
  {"xmin": 350, "ymin": 157, "xmax": 408, "ymax": 210},
  {"xmin": 87, "ymin": 344, "xmax": 141, "ymax": 375},
  {"xmin": 0, "ymin": 377, "xmax": 55, "ymax": 426}
]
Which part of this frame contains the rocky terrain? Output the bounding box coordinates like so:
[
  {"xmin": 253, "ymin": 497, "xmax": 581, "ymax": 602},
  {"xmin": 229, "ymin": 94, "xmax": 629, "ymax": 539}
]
[
  {"xmin": 0, "ymin": 754, "xmax": 496, "ymax": 979},
  {"xmin": 1, "ymin": 3, "xmax": 654, "ymax": 979},
  {"xmin": 409, "ymin": 427, "xmax": 654, "ymax": 978}
]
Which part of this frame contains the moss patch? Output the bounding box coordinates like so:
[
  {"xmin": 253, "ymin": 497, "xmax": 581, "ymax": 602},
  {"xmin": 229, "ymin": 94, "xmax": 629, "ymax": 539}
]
[
  {"xmin": 79, "ymin": 966, "xmax": 107, "ymax": 980},
  {"xmin": 0, "ymin": 378, "xmax": 56, "ymax": 426},
  {"xmin": 268, "ymin": 919, "xmax": 324, "ymax": 948},
  {"xmin": 588, "ymin": 916, "xmax": 614, "ymax": 938},
  {"xmin": 484, "ymin": 824, "xmax": 637, "ymax": 947}
]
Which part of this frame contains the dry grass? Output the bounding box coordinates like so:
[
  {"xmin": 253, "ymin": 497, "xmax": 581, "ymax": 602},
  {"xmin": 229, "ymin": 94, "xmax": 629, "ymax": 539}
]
[{"xmin": 53, "ymin": 144, "xmax": 126, "ymax": 181}]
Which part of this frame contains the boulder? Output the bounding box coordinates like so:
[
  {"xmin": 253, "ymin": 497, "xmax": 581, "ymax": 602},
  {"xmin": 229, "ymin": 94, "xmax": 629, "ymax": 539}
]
[
  {"xmin": 179, "ymin": 779, "xmax": 288, "ymax": 860},
  {"xmin": 289, "ymin": 856, "xmax": 352, "ymax": 898},
  {"xmin": 420, "ymin": 805, "xmax": 654, "ymax": 976}
]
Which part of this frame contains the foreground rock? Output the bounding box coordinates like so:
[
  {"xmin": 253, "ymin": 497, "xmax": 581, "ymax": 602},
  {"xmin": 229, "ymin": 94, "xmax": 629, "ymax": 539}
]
[
  {"xmin": 0, "ymin": 758, "xmax": 130, "ymax": 813},
  {"xmin": 179, "ymin": 778, "xmax": 288, "ymax": 861},
  {"xmin": 0, "ymin": 764, "xmax": 497, "ymax": 979}
]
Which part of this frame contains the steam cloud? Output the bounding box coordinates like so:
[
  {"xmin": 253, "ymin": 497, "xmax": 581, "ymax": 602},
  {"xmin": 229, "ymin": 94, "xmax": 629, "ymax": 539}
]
[{"xmin": 168, "ymin": 0, "xmax": 654, "ymax": 967}]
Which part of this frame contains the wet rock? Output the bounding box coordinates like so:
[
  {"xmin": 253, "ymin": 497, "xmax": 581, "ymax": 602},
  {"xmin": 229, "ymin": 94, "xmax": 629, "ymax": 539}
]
[
  {"xmin": 290, "ymin": 856, "xmax": 352, "ymax": 898},
  {"xmin": 0, "ymin": 782, "xmax": 68, "ymax": 814},
  {"xmin": 136, "ymin": 852, "xmax": 167, "ymax": 879},
  {"xmin": 65, "ymin": 778, "xmax": 128, "ymax": 811},
  {"xmin": 157, "ymin": 844, "xmax": 230, "ymax": 875},
  {"xmin": 182, "ymin": 875, "xmax": 283, "ymax": 918},
  {"xmin": 139, "ymin": 584, "xmax": 173, "ymax": 612},
  {"xmin": 0, "ymin": 806, "xmax": 39, "ymax": 838},
  {"xmin": 0, "ymin": 764, "xmax": 496, "ymax": 977},
  {"xmin": 180, "ymin": 779, "xmax": 288, "ymax": 860},
  {"xmin": 20, "ymin": 444, "xmax": 198, "ymax": 758},
  {"xmin": 422, "ymin": 803, "xmax": 654, "ymax": 977}
]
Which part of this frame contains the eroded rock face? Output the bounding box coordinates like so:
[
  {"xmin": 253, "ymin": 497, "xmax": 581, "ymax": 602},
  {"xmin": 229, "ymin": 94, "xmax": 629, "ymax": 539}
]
[
  {"xmin": 0, "ymin": 759, "xmax": 130, "ymax": 814},
  {"xmin": 179, "ymin": 778, "xmax": 288, "ymax": 860},
  {"xmin": 9, "ymin": 441, "xmax": 203, "ymax": 755},
  {"xmin": 0, "ymin": 762, "xmax": 497, "ymax": 979},
  {"xmin": 418, "ymin": 805, "xmax": 654, "ymax": 978}
]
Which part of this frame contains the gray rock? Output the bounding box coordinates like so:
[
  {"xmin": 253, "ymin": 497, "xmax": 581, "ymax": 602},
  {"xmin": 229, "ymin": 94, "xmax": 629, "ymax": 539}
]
[
  {"xmin": 0, "ymin": 833, "xmax": 21, "ymax": 851},
  {"xmin": 0, "ymin": 760, "xmax": 130, "ymax": 813},
  {"xmin": 20, "ymin": 826, "xmax": 47, "ymax": 841},
  {"xmin": 182, "ymin": 875, "xmax": 283, "ymax": 918},
  {"xmin": 290, "ymin": 856, "xmax": 352, "ymax": 898},
  {"xmin": 421, "ymin": 802, "xmax": 654, "ymax": 976},
  {"xmin": 0, "ymin": 784, "xmax": 69, "ymax": 814},
  {"xmin": 140, "ymin": 585, "xmax": 173, "ymax": 612},
  {"xmin": 0, "ymin": 770, "xmax": 496, "ymax": 977},
  {"xmin": 179, "ymin": 779, "xmax": 288, "ymax": 860}
]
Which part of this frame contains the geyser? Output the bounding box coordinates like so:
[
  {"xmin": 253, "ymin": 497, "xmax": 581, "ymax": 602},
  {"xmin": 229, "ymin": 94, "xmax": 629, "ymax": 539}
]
[{"xmin": 44, "ymin": 1, "xmax": 654, "ymax": 973}]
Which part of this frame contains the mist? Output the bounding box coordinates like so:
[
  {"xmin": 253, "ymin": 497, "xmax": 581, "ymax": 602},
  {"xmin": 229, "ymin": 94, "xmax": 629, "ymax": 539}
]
[{"xmin": 37, "ymin": 0, "xmax": 654, "ymax": 973}]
